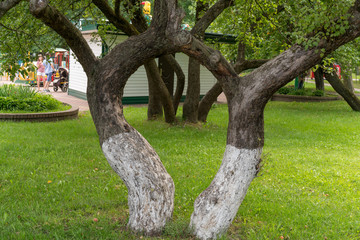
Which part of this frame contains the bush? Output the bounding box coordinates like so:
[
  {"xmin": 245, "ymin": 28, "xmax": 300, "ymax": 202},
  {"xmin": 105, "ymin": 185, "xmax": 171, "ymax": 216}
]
[
  {"xmin": 0, "ymin": 84, "xmax": 36, "ymax": 99},
  {"xmin": 277, "ymin": 86, "xmax": 325, "ymax": 97},
  {"xmin": 277, "ymin": 87, "xmax": 291, "ymax": 95},
  {"xmin": 292, "ymin": 88, "xmax": 306, "ymax": 95},
  {"xmin": 312, "ymin": 89, "xmax": 325, "ymax": 96},
  {"xmin": 0, "ymin": 85, "xmax": 63, "ymax": 112}
]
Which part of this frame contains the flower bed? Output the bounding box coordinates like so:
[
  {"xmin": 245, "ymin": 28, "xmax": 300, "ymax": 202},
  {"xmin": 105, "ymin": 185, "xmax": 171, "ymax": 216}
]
[
  {"xmin": 0, "ymin": 84, "xmax": 78, "ymax": 121},
  {"xmin": 0, "ymin": 104, "xmax": 79, "ymax": 122}
]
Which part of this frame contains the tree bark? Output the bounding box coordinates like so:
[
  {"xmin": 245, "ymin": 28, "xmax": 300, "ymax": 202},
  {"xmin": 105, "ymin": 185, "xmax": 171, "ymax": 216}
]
[
  {"xmin": 183, "ymin": 57, "xmax": 201, "ymax": 122},
  {"xmin": 146, "ymin": 61, "xmax": 164, "ymax": 120},
  {"xmin": 183, "ymin": 0, "xmax": 234, "ymax": 123},
  {"xmin": 198, "ymin": 82, "xmax": 223, "ymax": 122},
  {"xmin": 93, "ymin": 0, "xmax": 178, "ymax": 123},
  {"xmin": 159, "ymin": 55, "xmax": 175, "ymax": 96},
  {"xmin": 324, "ymin": 71, "xmax": 360, "ymax": 111},
  {"xmin": 343, "ymin": 71, "xmax": 354, "ymax": 92},
  {"xmin": 314, "ymin": 67, "xmax": 325, "ymax": 91},
  {"xmin": 182, "ymin": 0, "xmax": 209, "ymax": 123}
]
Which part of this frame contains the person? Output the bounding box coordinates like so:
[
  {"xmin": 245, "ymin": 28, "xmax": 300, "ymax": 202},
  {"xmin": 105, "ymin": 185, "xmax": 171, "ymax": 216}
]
[
  {"xmin": 36, "ymin": 54, "xmax": 46, "ymax": 91},
  {"xmin": 44, "ymin": 56, "xmax": 55, "ymax": 92}
]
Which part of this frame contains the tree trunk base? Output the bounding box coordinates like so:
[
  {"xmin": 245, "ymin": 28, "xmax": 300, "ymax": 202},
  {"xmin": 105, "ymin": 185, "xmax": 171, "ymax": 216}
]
[
  {"xmin": 190, "ymin": 145, "xmax": 262, "ymax": 240},
  {"xmin": 102, "ymin": 131, "xmax": 175, "ymax": 236}
]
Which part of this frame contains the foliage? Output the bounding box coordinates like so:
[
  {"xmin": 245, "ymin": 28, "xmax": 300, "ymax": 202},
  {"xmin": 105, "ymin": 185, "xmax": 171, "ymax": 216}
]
[
  {"xmin": 312, "ymin": 89, "xmax": 325, "ymax": 96},
  {"xmin": 1, "ymin": 103, "xmax": 359, "ymax": 239},
  {"xmin": 277, "ymin": 86, "xmax": 291, "ymax": 95},
  {"xmin": 179, "ymin": 0, "xmax": 196, "ymax": 25},
  {"xmin": 207, "ymin": 0, "xmax": 357, "ymax": 64},
  {"xmin": 0, "ymin": 84, "xmax": 65, "ymax": 112},
  {"xmin": 0, "ymin": 1, "xmax": 69, "ymax": 80},
  {"xmin": 330, "ymin": 38, "xmax": 360, "ymax": 75},
  {"xmin": 0, "ymin": 84, "xmax": 36, "ymax": 99}
]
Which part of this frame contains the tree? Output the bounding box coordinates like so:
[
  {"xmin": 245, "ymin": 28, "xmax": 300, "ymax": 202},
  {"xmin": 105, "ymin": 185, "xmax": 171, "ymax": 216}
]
[
  {"xmin": 182, "ymin": 0, "xmax": 209, "ymax": 123},
  {"xmin": 314, "ymin": 65, "xmax": 325, "ymax": 91},
  {"xmin": 2, "ymin": 0, "xmax": 360, "ymax": 239},
  {"xmin": 330, "ymin": 39, "xmax": 360, "ymax": 92},
  {"xmin": 324, "ymin": 64, "xmax": 360, "ymax": 111}
]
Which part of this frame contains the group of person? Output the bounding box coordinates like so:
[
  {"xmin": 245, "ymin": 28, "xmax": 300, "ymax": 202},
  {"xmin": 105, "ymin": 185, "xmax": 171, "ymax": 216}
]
[{"xmin": 36, "ymin": 53, "xmax": 55, "ymax": 92}]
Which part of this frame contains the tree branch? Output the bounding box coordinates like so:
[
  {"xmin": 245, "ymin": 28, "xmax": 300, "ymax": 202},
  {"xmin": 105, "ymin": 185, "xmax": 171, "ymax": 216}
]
[
  {"xmin": 234, "ymin": 59, "xmax": 269, "ymax": 73},
  {"xmin": 114, "ymin": 0, "xmax": 121, "ymax": 17},
  {"xmin": 177, "ymin": 33, "xmax": 238, "ymax": 83},
  {"xmin": 191, "ymin": 0, "xmax": 234, "ymax": 36},
  {"xmin": 124, "ymin": 0, "xmax": 148, "ymax": 33},
  {"xmin": 92, "ymin": 0, "xmax": 139, "ymax": 36},
  {"xmin": 29, "ymin": 0, "xmax": 97, "ymax": 73},
  {"xmin": 324, "ymin": 68, "xmax": 360, "ymax": 111},
  {"xmin": 233, "ymin": 42, "xmax": 269, "ymax": 73},
  {"xmin": 0, "ymin": 0, "xmax": 21, "ymax": 19}
]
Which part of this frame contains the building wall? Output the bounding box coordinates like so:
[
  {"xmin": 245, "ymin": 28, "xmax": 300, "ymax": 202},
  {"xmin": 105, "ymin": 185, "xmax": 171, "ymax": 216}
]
[{"xmin": 68, "ymin": 32, "xmax": 102, "ymax": 98}]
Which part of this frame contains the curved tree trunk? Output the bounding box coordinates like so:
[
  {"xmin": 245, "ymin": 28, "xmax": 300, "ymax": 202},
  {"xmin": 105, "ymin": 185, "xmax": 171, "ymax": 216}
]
[
  {"xmin": 324, "ymin": 71, "xmax": 360, "ymax": 111},
  {"xmin": 87, "ymin": 69, "xmax": 175, "ymax": 236},
  {"xmin": 198, "ymin": 82, "xmax": 223, "ymax": 122},
  {"xmin": 190, "ymin": 84, "xmax": 264, "ymax": 239}
]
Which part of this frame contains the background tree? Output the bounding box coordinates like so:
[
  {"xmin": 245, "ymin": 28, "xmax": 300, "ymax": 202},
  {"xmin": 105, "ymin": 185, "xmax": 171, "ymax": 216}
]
[
  {"xmin": 331, "ymin": 39, "xmax": 360, "ymax": 92},
  {"xmin": 182, "ymin": 0, "xmax": 209, "ymax": 123}
]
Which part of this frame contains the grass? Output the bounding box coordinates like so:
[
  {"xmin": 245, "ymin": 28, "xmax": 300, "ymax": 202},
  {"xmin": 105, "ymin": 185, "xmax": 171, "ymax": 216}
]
[{"xmin": 1, "ymin": 101, "xmax": 360, "ymax": 239}]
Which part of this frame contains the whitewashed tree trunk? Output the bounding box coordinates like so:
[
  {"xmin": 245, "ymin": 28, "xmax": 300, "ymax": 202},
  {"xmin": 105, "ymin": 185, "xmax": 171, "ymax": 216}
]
[
  {"xmin": 102, "ymin": 130, "xmax": 175, "ymax": 235},
  {"xmin": 190, "ymin": 145, "xmax": 262, "ymax": 240}
]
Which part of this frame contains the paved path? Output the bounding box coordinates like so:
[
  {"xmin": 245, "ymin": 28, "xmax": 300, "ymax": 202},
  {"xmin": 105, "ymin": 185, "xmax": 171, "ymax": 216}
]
[{"xmin": 48, "ymin": 90, "xmax": 89, "ymax": 112}]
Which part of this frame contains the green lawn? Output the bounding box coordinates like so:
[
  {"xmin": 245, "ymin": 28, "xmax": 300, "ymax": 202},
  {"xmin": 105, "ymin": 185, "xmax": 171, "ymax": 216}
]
[{"xmin": 1, "ymin": 101, "xmax": 359, "ymax": 239}]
